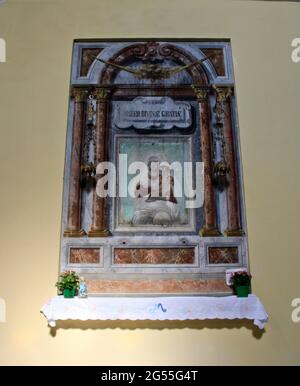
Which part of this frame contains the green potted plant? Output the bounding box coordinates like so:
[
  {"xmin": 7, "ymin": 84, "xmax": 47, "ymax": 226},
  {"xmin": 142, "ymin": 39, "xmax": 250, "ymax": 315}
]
[
  {"xmin": 230, "ymin": 271, "xmax": 252, "ymax": 298},
  {"xmin": 55, "ymin": 270, "xmax": 80, "ymax": 298}
]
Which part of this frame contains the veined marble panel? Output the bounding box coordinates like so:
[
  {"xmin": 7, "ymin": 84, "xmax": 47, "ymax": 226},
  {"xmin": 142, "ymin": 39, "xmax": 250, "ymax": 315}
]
[
  {"xmin": 69, "ymin": 247, "xmax": 100, "ymax": 264},
  {"xmin": 114, "ymin": 247, "xmax": 195, "ymax": 265},
  {"xmin": 208, "ymin": 246, "xmax": 239, "ymax": 264},
  {"xmin": 85, "ymin": 278, "xmax": 231, "ymax": 295}
]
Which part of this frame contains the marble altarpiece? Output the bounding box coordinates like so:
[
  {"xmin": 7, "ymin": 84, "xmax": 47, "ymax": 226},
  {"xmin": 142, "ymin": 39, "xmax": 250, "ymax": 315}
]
[{"xmin": 60, "ymin": 40, "xmax": 248, "ymax": 295}]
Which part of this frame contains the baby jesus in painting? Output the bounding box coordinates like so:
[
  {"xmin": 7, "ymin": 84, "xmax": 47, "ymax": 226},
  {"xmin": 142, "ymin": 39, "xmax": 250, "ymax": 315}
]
[{"xmin": 132, "ymin": 155, "xmax": 185, "ymax": 226}]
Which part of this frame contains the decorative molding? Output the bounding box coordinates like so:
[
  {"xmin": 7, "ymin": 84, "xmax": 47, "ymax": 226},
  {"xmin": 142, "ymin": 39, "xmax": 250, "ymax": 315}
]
[
  {"xmin": 224, "ymin": 228, "xmax": 245, "ymax": 237},
  {"xmin": 87, "ymin": 229, "xmax": 111, "ymax": 237},
  {"xmin": 132, "ymin": 42, "xmax": 172, "ymax": 62},
  {"xmin": 63, "ymin": 229, "xmax": 86, "ymax": 237},
  {"xmin": 71, "ymin": 88, "xmax": 87, "ymax": 102},
  {"xmin": 213, "ymin": 85, "xmax": 233, "ymax": 102},
  {"xmin": 71, "ymin": 41, "xmax": 235, "ymax": 85},
  {"xmin": 98, "ymin": 56, "xmax": 210, "ymax": 82},
  {"xmin": 93, "ymin": 87, "xmax": 111, "ymax": 101},
  {"xmin": 100, "ymin": 43, "xmax": 208, "ymax": 85},
  {"xmin": 191, "ymin": 85, "xmax": 210, "ymax": 101},
  {"xmin": 200, "ymin": 227, "xmax": 222, "ymax": 237}
]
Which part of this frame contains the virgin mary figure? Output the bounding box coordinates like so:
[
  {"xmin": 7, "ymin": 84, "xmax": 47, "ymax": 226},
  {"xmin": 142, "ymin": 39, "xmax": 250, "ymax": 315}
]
[{"xmin": 131, "ymin": 155, "xmax": 186, "ymax": 226}]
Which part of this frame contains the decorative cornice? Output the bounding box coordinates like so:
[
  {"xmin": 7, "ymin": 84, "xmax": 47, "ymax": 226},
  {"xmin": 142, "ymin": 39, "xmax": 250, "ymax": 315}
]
[
  {"xmin": 212, "ymin": 85, "xmax": 233, "ymax": 102},
  {"xmin": 71, "ymin": 88, "xmax": 87, "ymax": 102},
  {"xmin": 223, "ymin": 228, "xmax": 245, "ymax": 237},
  {"xmin": 88, "ymin": 229, "xmax": 111, "ymax": 237},
  {"xmin": 93, "ymin": 87, "xmax": 111, "ymax": 101},
  {"xmin": 63, "ymin": 229, "xmax": 87, "ymax": 237},
  {"xmin": 191, "ymin": 85, "xmax": 210, "ymax": 101},
  {"xmin": 199, "ymin": 227, "xmax": 222, "ymax": 237}
]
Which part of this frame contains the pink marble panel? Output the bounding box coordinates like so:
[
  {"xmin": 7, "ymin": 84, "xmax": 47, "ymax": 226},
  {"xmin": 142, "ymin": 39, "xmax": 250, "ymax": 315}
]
[
  {"xmin": 114, "ymin": 248, "xmax": 195, "ymax": 264},
  {"xmin": 86, "ymin": 279, "xmax": 231, "ymax": 294},
  {"xmin": 69, "ymin": 248, "xmax": 100, "ymax": 264},
  {"xmin": 208, "ymin": 247, "xmax": 239, "ymax": 264}
]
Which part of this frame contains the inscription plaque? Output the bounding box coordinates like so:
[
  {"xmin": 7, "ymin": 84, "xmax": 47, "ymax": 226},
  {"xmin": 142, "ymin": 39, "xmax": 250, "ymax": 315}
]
[{"xmin": 114, "ymin": 96, "xmax": 192, "ymax": 130}]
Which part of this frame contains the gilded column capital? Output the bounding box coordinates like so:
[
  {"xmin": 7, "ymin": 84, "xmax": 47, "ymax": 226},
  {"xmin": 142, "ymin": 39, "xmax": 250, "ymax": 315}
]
[
  {"xmin": 93, "ymin": 87, "xmax": 111, "ymax": 102},
  {"xmin": 71, "ymin": 87, "xmax": 87, "ymax": 102},
  {"xmin": 191, "ymin": 85, "xmax": 210, "ymax": 101},
  {"xmin": 212, "ymin": 85, "xmax": 233, "ymax": 102}
]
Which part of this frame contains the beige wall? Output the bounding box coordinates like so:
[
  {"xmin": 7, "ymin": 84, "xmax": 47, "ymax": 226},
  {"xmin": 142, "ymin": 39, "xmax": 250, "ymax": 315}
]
[{"xmin": 0, "ymin": 0, "xmax": 300, "ymax": 365}]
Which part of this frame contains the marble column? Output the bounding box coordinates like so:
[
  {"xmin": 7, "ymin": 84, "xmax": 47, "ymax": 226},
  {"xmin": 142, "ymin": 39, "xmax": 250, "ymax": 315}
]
[
  {"xmin": 214, "ymin": 86, "xmax": 244, "ymax": 236},
  {"xmin": 88, "ymin": 87, "xmax": 111, "ymax": 237},
  {"xmin": 64, "ymin": 88, "xmax": 87, "ymax": 237},
  {"xmin": 193, "ymin": 87, "xmax": 220, "ymax": 236}
]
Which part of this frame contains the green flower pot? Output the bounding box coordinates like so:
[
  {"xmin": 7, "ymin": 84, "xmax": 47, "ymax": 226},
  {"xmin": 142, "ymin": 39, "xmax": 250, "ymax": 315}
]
[
  {"xmin": 235, "ymin": 285, "xmax": 250, "ymax": 298},
  {"xmin": 63, "ymin": 288, "xmax": 76, "ymax": 298}
]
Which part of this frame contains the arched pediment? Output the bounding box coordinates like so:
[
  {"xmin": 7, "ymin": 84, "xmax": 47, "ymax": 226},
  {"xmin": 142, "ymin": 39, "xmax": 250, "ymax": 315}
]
[
  {"xmin": 83, "ymin": 42, "xmax": 221, "ymax": 85},
  {"xmin": 99, "ymin": 42, "xmax": 209, "ymax": 86}
]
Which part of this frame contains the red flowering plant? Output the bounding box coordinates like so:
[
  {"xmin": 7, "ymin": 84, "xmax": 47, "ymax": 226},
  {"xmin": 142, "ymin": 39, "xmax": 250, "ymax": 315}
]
[
  {"xmin": 230, "ymin": 271, "xmax": 252, "ymax": 287},
  {"xmin": 55, "ymin": 270, "xmax": 80, "ymax": 295}
]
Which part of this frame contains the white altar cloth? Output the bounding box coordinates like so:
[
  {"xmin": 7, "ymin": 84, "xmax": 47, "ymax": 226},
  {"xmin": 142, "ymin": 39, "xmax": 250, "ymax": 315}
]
[{"xmin": 41, "ymin": 294, "xmax": 268, "ymax": 329}]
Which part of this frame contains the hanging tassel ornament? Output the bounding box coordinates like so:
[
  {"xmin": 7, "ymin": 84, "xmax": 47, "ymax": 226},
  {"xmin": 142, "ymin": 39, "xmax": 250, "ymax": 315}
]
[
  {"xmin": 81, "ymin": 162, "xmax": 96, "ymax": 192},
  {"xmin": 213, "ymin": 161, "xmax": 230, "ymax": 192}
]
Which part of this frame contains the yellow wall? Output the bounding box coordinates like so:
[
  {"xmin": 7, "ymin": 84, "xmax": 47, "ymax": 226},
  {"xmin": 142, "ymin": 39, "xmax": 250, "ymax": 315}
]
[{"xmin": 0, "ymin": 0, "xmax": 300, "ymax": 365}]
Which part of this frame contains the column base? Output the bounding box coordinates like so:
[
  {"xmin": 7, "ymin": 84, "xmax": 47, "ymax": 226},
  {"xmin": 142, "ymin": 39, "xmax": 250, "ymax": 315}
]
[
  {"xmin": 224, "ymin": 228, "xmax": 245, "ymax": 237},
  {"xmin": 63, "ymin": 229, "xmax": 86, "ymax": 237},
  {"xmin": 88, "ymin": 229, "xmax": 111, "ymax": 237},
  {"xmin": 199, "ymin": 227, "xmax": 222, "ymax": 237}
]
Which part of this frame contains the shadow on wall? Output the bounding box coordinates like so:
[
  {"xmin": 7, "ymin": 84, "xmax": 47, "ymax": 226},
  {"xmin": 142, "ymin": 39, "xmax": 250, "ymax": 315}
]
[{"xmin": 49, "ymin": 319, "xmax": 265, "ymax": 340}]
